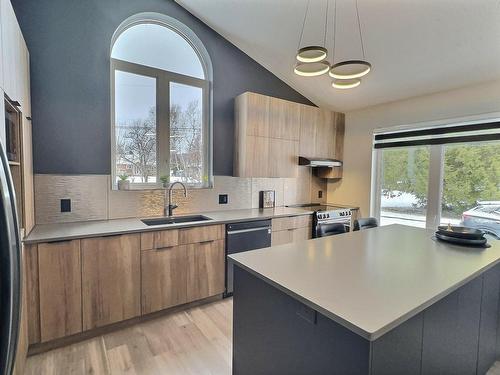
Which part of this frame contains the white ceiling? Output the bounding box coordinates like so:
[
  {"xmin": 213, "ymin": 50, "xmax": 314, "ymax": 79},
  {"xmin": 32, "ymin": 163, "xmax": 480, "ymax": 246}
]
[{"xmin": 175, "ymin": 0, "xmax": 500, "ymax": 112}]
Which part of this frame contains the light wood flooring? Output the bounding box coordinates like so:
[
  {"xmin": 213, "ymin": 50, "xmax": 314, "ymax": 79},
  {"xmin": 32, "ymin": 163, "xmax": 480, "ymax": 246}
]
[
  {"xmin": 25, "ymin": 298, "xmax": 232, "ymax": 375},
  {"xmin": 24, "ymin": 296, "xmax": 500, "ymax": 375}
]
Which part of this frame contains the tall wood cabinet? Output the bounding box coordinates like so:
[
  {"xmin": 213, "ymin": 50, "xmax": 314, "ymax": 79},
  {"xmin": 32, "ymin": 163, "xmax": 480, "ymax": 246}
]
[
  {"xmin": 234, "ymin": 92, "xmax": 345, "ymax": 179},
  {"xmin": 2, "ymin": 1, "xmax": 34, "ymax": 373},
  {"xmin": 1, "ymin": 0, "xmax": 34, "ymax": 233}
]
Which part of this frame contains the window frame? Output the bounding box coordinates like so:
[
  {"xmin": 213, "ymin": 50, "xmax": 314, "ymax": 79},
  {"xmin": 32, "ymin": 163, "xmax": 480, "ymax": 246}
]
[
  {"xmin": 110, "ymin": 14, "xmax": 213, "ymax": 190},
  {"xmin": 371, "ymin": 114, "xmax": 500, "ymax": 229}
]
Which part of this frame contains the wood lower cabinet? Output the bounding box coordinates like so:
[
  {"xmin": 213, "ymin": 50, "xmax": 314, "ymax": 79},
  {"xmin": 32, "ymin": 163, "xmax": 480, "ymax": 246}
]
[
  {"xmin": 271, "ymin": 215, "xmax": 313, "ymax": 246},
  {"xmin": 81, "ymin": 234, "xmax": 141, "ymax": 330},
  {"xmin": 142, "ymin": 226, "xmax": 225, "ymax": 314},
  {"xmin": 141, "ymin": 245, "xmax": 188, "ymax": 315},
  {"xmin": 27, "ymin": 225, "xmax": 225, "ymax": 347},
  {"xmin": 187, "ymin": 239, "xmax": 225, "ymax": 302},
  {"xmin": 179, "ymin": 224, "xmax": 224, "ymax": 245},
  {"xmin": 38, "ymin": 240, "xmax": 82, "ymax": 342}
]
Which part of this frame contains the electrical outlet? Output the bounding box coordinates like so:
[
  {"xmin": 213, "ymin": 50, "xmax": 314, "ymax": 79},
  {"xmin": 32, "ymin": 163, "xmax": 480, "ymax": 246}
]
[
  {"xmin": 60, "ymin": 199, "xmax": 71, "ymax": 212},
  {"xmin": 318, "ymin": 190, "xmax": 323, "ymax": 199},
  {"xmin": 219, "ymin": 194, "xmax": 228, "ymax": 204}
]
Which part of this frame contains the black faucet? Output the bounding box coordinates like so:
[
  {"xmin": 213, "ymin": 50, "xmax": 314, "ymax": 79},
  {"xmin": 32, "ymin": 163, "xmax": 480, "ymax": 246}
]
[{"xmin": 165, "ymin": 181, "xmax": 187, "ymax": 217}]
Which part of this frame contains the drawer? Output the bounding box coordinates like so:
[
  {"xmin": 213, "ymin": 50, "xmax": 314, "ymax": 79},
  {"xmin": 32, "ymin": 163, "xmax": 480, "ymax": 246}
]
[
  {"xmin": 272, "ymin": 215, "xmax": 312, "ymax": 232},
  {"xmin": 179, "ymin": 224, "xmax": 225, "ymax": 245},
  {"xmin": 271, "ymin": 226, "xmax": 312, "ymax": 246},
  {"xmin": 141, "ymin": 229, "xmax": 179, "ymax": 250}
]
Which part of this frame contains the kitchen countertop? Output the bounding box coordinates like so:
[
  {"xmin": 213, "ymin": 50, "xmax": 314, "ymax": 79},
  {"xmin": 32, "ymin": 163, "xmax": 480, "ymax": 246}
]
[
  {"xmin": 24, "ymin": 207, "xmax": 314, "ymax": 244},
  {"xmin": 229, "ymin": 224, "xmax": 500, "ymax": 341}
]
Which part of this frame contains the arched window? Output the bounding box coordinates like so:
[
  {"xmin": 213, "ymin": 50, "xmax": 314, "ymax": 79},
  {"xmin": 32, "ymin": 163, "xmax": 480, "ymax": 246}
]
[{"xmin": 111, "ymin": 13, "xmax": 212, "ymax": 189}]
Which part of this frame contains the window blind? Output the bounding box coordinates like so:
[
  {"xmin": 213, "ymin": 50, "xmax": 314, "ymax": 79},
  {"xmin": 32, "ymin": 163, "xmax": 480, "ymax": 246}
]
[{"xmin": 373, "ymin": 121, "xmax": 500, "ymax": 149}]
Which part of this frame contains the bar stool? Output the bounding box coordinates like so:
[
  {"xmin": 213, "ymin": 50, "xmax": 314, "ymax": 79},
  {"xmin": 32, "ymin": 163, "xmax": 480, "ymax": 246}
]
[{"xmin": 353, "ymin": 217, "xmax": 379, "ymax": 231}]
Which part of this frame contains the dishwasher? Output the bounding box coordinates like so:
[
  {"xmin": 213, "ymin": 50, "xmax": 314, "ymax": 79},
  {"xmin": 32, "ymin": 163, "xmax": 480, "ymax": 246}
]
[{"xmin": 225, "ymin": 219, "xmax": 272, "ymax": 296}]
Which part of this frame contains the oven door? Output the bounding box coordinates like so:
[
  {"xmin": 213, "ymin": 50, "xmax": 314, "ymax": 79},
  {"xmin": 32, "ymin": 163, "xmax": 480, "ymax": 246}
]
[{"xmin": 314, "ymin": 218, "xmax": 351, "ymax": 238}]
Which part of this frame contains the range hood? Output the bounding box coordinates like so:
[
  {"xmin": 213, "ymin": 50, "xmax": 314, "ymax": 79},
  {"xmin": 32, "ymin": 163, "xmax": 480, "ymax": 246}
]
[{"xmin": 299, "ymin": 156, "xmax": 343, "ymax": 168}]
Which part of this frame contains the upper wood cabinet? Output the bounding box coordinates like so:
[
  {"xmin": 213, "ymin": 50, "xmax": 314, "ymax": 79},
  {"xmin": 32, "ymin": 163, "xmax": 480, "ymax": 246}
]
[
  {"xmin": 234, "ymin": 92, "xmax": 344, "ymax": 178},
  {"xmin": 234, "ymin": 92, "xmax": 299, "ymax": 178},
  {"xmin": 81, "ymin": 234, "xmax": 141, "ymax": 330},
  {"xmin": 268, "ymin": 96, "xmax": 300, "ymax": 140}
]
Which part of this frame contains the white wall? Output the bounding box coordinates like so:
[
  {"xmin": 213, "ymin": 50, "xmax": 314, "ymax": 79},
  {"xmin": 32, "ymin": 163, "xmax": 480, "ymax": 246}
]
[{"xmin": 327, "ymin": 79, "xmax": 500, "ymax": 216}]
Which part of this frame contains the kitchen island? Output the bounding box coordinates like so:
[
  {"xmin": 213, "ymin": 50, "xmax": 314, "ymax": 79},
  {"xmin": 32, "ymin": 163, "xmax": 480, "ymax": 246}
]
[{"xmin": 229, "ymin": 224, "xmax": 500, "ymax": 375}]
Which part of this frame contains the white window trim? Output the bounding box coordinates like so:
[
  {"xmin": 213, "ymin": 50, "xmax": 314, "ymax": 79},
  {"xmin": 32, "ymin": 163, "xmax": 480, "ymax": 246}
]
[
  {"xmin": 110, "ymin": 13, "xmax": 213, "ymax": 190},
  {"xmin": 370, "ymin": 112, "xmax": 500, "ymax": 227}
]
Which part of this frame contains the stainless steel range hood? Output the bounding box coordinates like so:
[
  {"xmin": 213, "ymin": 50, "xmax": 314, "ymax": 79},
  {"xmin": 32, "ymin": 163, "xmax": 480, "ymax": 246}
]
[{"xmin": 299, "ymin": 156, "xmax": 343, "ymax": 168}]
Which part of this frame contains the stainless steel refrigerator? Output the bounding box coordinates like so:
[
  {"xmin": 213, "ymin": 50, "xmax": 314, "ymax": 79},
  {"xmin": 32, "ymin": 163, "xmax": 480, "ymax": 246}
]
[{"xmin": 0, "ymin": 141, "xmax": 21, "ymax": 375}]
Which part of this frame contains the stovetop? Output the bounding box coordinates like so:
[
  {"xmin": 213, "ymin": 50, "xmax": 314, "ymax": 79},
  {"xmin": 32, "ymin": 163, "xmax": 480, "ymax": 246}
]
[{"xmin": 287, "ymin": 203, "xmax": 351, "ymax": 212}]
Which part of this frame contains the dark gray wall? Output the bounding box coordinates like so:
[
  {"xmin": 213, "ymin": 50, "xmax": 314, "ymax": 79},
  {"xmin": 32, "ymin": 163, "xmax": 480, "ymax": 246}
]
[{"xmin": 11, "ymin": 0, "xmax": 313, "ymax": 175}]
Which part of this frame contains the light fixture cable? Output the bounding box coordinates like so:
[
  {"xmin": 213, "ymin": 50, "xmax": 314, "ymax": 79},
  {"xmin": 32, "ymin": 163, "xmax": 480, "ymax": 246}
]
[
  {"xmin": 355, "ymin": 0, "xmax": 366, "ymax": 59},
  {"xmin": 323, "ymin": 0, "xmax": 330, "ymax": 48},
  {"xmin": 332, "ymin": 0, "xmax": 337, "ymax": 64},
  {"xmin": 297, "ymin": 0, "xmax": 311, "ymax": 50}
]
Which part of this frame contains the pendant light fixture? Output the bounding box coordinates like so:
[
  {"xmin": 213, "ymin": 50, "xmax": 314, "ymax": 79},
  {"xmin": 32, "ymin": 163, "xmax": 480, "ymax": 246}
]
[
  {"xmin": 329, "ymin": 0, "xmax": 371, "ymax": 82},
  {"xmin": 294, "ymin": 61, "xmax": 331, "ymax": 77},
  {"xmin": 294, "ymin": 0, "xmax": 330, "ymax": 76},
  {"xmin": 332, "ymin": 78, "xmax": 361, "ymax": 89}
]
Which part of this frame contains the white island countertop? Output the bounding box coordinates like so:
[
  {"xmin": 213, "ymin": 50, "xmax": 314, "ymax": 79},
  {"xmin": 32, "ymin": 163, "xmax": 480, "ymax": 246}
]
[{"xmin": 229, "ymin": 224, "xmax": 500, "ymax": 341}]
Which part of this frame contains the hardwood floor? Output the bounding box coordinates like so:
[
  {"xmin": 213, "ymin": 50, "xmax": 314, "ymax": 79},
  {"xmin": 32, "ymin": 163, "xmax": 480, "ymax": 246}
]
[
  {"xmin": 25, "ymin": 298, "xmax": 232, "ymax": 375},
  {"xmin": 24, "ymin": 296, "xmax": 500, "ymax": 374}
]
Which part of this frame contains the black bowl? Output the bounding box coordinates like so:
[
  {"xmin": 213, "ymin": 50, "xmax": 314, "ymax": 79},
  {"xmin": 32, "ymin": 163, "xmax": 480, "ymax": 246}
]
[
  {"xmin": 437, "ymin": 225, "xmax": 485, "ymax": 240},
  {"xmin": 435, "ymin": 232, "xmax": 487, "ymax": 247}
]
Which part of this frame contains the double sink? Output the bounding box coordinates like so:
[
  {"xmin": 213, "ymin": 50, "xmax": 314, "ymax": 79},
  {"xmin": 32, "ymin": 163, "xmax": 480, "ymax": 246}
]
[{"xmin": 141, "ymin": 215, "xmax": 212, "ymax": 226}]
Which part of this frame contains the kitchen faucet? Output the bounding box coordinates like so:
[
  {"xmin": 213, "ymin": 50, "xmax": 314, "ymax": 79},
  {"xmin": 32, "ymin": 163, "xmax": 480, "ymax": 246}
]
[{"xmin": 165, "ymin": 181, "xmax": 187, "ymax": 217}]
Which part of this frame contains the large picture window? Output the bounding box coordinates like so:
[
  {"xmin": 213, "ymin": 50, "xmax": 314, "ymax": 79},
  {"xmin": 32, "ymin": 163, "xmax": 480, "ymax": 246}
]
[
  {"xmin": 111, "ymin": 16, "xmax": 212, "ymax": 189},
  {"xmin": 372, "ymin": 120, "xmax": 500, "ymax": 240}
]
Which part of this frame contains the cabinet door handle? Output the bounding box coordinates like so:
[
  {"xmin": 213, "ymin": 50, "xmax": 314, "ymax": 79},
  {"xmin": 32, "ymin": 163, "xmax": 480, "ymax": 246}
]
[
  {"xmin": 155, "ymin": 245, "xmax": 175, "ymax": 251},
  {"xmin": 46, "ymin": 239, "xmax": 73, "ymax": 244},
  {"xmin": 199, "ymin": 239, "xmax": 215, "ymax": 244}
]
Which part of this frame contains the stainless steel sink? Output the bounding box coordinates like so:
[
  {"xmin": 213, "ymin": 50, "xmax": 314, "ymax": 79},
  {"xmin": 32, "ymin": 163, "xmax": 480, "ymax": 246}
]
[{"xmin": 141, "ymin": 215, "xmax": 212, "ymax": 226}]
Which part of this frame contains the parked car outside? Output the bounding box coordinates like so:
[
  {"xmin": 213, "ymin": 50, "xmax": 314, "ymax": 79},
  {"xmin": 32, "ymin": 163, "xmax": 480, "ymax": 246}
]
[{"xmin": 461, "ymin": 201, "xmax": 500, "ymax": 239}]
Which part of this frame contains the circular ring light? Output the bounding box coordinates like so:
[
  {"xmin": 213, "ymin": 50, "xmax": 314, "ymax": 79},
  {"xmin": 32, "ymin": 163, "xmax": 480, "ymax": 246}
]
[
  {"xmin": 332, "ymin": 78, "xmax": 361, "ymax": 89},
  {"xmin": 296, "ymin": 46, "xmax": 328, "ymax": 63},
  {"xmin": 329, "ymin": 60, "xmax": 371, "ymax": 79},
  {"xmin": 294, "ymin": 61, "xmax": 330, "ymax": 77}
]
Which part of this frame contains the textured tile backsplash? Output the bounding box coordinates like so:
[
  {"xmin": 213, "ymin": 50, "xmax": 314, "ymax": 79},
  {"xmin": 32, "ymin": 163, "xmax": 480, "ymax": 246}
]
[
  {"xmin": 35, "ymin": 168, "xmax": 326, "ymax": 224},
  {"xmin": 35, "ymin": 174, "xmax": 109, "ymax": 224}
]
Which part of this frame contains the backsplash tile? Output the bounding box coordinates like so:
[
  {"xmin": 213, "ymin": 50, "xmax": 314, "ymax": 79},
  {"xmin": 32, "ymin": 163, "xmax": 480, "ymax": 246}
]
[
  {"xmin": 34, "ymin": 172, "xmax": 326, "ymax": 224},
  {"xmin": 35, "ymin": 174, "xmax": 108, "ymax": 224},
  {"xmin": 283, "ymin": 166, "xmax": 312, "ymax": 206},
  {"xmin": 108, "ymin": 176, "xmax": 252, "ymax": 219}
]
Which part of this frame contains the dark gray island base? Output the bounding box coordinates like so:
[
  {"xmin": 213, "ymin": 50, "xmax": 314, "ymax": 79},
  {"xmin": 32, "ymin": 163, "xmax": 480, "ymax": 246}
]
[
  {"xmin": 233, "ymin": 265, "xmax": 500, "ymax": 375},
  {"xmin": 230, "ymin": 226, "xmax": 500, "ymax": 375}
]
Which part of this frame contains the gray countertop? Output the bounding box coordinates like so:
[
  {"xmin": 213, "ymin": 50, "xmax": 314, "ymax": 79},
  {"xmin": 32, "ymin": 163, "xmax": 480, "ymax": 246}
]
[
  {"xmin": 229, "ymin": 224, "xmax": 500, "ymax": 341},
  {"xmin": 24, "ymin": 207, "xmax": 314, "ymax": 244}
]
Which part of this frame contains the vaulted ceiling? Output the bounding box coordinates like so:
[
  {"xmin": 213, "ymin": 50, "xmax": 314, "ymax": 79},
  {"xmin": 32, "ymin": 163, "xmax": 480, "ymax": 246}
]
[{"xmin": 176, "ymin": 0, "xmax": 500, "ymax": 111}]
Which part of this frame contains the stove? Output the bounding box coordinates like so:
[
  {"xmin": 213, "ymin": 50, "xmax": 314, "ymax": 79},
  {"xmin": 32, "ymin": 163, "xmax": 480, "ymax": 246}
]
[{"xmin": 287, "ymin": 203, "xmax": 353, "ymax": 238}]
